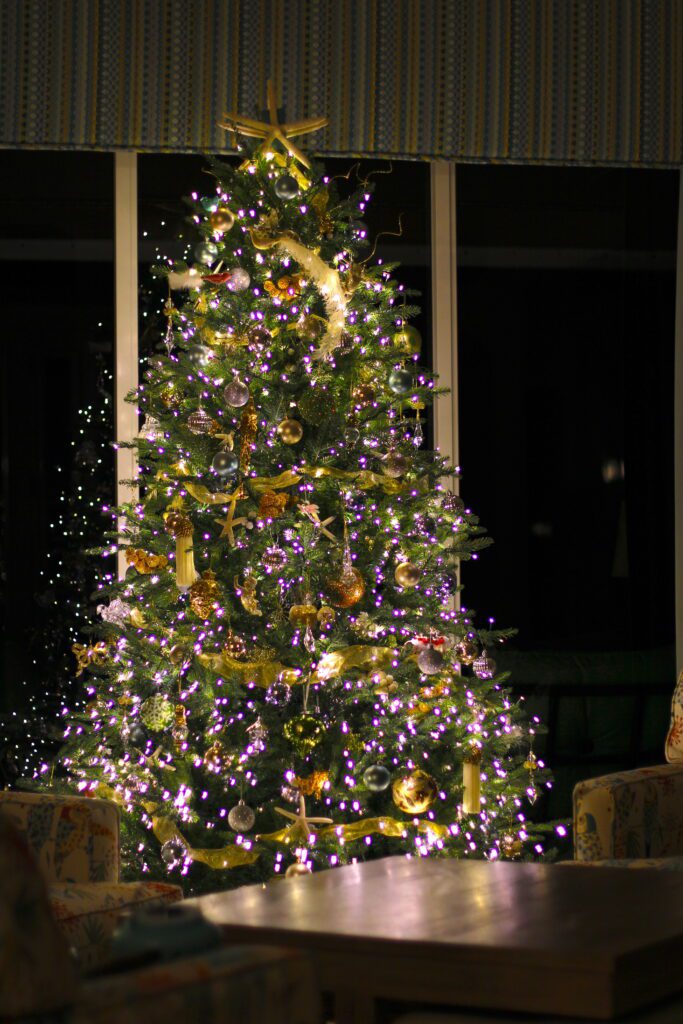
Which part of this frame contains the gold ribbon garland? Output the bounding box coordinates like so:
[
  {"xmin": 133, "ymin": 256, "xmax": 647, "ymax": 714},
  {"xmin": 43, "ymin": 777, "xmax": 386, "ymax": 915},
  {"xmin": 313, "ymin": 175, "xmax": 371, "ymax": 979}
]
[{"xmin": 152, "ymin": 816, "xmax": 259, "ymax": 869}]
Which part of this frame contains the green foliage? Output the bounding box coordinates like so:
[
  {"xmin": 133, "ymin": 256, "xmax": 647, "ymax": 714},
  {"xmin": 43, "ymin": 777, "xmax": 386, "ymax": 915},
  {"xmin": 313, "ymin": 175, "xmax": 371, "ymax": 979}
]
[{"xmin": 56, "ymin": 152, "xmax": 553, "ymax": 893}]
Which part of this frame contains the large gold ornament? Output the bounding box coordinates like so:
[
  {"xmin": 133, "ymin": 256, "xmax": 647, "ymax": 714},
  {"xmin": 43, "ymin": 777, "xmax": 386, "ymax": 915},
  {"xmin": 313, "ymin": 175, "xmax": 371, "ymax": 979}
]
[
  {"xmin": 394, "ymin": 561, "xmax": 420, "ymax": 588},
  {"xmin": 392, "ymin": 769, "xmax": 438, "ymax": 815},
  {"xmin": 277, "ymin": 417, "xmax": 304, "ymax": 444},
  {"xmin": 294, "ymin": 770, "xmax": 330, "ymax": 799},
  {"xmin": 189, "ymin": 570, "xmax": 220, "ymax": 619},
  {"xmin": 325, "ymin": 566, "xmax": 365, "ymax": 608}
]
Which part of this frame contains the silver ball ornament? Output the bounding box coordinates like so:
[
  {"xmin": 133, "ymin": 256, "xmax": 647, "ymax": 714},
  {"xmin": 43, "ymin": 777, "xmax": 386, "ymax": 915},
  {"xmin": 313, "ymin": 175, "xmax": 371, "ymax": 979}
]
[
  {"xmin": 417, "ymin": 645, "xmax": 445, "ymax": 675},
  {"xmin": 388, "ymin": 368, "xmax": 413, "ymax": 394},
  {"xmin": 382, "ymin": 450, "xmax": 410, "ymax": 478},
  {"xmin": 188, "ymin": 344, "xmax": 212, "ymax": 367},
  {"xmin": 227, "ymin": 800, "xmax": 256, "ymax": 833},
  {"xmin": 212, "ymin": 450, "xmax": 239, "ymax": 476},
  {"xmin": 187, "ymin": 408, "xmax": 214, "ymax": 434},
  {"xmin": 274, "ymin": 174, "xmax": 299, "ymax": 200}
]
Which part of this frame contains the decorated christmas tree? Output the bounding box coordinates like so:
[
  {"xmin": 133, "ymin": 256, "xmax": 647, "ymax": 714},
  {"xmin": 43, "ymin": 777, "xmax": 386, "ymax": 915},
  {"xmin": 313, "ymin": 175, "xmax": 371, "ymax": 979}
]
[{"xmin": 58, "ymin": 89, "xmax": 552, "ymax": 892}]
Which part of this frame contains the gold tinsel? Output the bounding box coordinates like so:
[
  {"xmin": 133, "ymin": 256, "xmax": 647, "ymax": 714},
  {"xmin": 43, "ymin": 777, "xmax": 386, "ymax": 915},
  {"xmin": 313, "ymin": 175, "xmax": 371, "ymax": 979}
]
[
  {"xmin": 239, "ymin": 397, "xmax": 258, "ymax": 473},
  {"xmin": 125, "ymin": 548, "xmax": 169, "ymax": 574},
  {"xmin": 294, "ymin": 771, "xmax": 330, "ymax": 799},
  {"xmin": 264, "ymin": 274, "xmax": 303, "ymax": 302},
  {"xmin": 258, "ymin": 490, "xmax": 289, "ymax": 519},
  {"xmin": 72, "ymin": 642, "xmax": 109, "ymax": 677},
  {"xmin": 189, "ymin": 570, "xmax": 220, "ymax": 619}
]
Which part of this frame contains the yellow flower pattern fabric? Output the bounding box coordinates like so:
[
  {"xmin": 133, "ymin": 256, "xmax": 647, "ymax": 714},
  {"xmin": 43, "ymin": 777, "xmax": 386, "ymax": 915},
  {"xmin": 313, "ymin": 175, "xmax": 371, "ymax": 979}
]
[
  {"xmin": 0, "ymin": 791, "xmax": 120, "ymax": 883},
  {"xmin": 573, "ymin": 763, "xmax": 683, "ymax": 861},
  {"xmin": 665, "ymin": 669, "xmax": 683, "ymax": 763},
  {"xmin": 51, "ymin": 880, "xmax": 182, "ymax": 971}
]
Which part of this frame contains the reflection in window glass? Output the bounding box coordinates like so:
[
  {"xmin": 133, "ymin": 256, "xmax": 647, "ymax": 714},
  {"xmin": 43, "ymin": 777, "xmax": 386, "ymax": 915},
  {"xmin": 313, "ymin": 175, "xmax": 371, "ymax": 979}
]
[
  {"xmin": 457, "ymin": 166, "xmax": 678, "ymax": 811},
  {"xmin": 0, "ymin": 152, "xmax": 115, "ymax": 775}
]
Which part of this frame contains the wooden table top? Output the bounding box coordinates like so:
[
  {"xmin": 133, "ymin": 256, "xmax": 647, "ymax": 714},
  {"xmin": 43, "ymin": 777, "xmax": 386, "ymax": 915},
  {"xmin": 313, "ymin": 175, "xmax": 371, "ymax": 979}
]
[{"xmin": 190, "ymin": 858, "xmax": 683, "ymax": 1020}]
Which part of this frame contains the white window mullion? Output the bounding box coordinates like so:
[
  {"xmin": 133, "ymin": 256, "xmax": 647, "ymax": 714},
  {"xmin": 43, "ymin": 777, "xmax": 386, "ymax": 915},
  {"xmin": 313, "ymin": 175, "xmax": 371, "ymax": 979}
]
[
  {"xmin": 114, "ymin": 151, "xmax": 139, "ymax": 579},
  {"xmin": 430, "ymin": 162, "xmax": 459, "ymax": 474},
  {"xmin": 674, "ymin": 172, "xmax": 683, "ymax": 668}
]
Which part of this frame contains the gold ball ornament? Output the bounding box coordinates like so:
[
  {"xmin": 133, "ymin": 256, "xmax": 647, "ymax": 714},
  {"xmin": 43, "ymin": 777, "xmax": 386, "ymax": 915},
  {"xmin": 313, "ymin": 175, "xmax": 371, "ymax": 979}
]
[
  {"xmin": 163, "ymin": 510, "xmax": 192, "ymax": 538},
  {"xmin": 277, "ymin": 417, "xmax": 304, "ymax": 445},
  {"xmin": 223, "ymin": 631, "xmax": 247, "ymax": 659},
  {"xmin": 392, "ymin": 324, "xmax": 422, "ymax": 355},
  {"xmin": 209, "ymin": 208, "xmax": 235, "ymax": 233},
  {"xmin": 325, "ymin": 567, "xmax": 366, "ymax": 609},
  {"xmin": 285, "ymin": 861, "xmax": 312, "ymax": 878},
  {"xmin": 454, "ymin": 638, "xmax": 480, "ymax": 664},
  {"xmin": 278, "ymin": 667, "xmax": 303, "ymax": 686},
  {"xmin": 392, "ymin": 769, "xmax": 438, "ymax": 815},
  {"xmin": 395, "ymin": 561, "xmax": 420, "ymax": 588},
  {"xmin": 288, "ymin": 603, "xmax": 318, "ymax": 629},
  {"xmin": 317, "ymin": 605, "xmax": 336, "ymax": 629},
  {"xmin": 189, "ymin": 570, "xmax": 220, "ymax": 619}
]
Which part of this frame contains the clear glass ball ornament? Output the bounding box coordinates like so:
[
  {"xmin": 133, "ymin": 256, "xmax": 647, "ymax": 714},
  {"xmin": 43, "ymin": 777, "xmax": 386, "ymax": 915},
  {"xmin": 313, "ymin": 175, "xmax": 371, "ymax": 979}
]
[
  {"xmin": 363, "ymin": 765, "xmax": 392, "ymax": 792},
  {"xmin": 227, "ymin": 267, "xmax": 250, "ymax": 292},
  {"xmin": 194, "ymin": 241, "xmax": 219, "ymax": 265},
  {"xmin": 160, "ymin": 837, "xmax": 187, "ymax": 870},
  {"xmin": 223, "ymin": 376, "xmax": 250, "ymax": 407}
]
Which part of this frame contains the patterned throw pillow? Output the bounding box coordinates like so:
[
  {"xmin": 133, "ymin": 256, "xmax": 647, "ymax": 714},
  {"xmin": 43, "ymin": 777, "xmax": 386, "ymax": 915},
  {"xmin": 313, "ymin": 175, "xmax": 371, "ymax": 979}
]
[
  {"xmin": 665, "ymin": 670, "xmax": 683, "ymax": 763},
  {"xmin": 0, "ymin": 813, "xmax": 78, "ymax": 1016}
]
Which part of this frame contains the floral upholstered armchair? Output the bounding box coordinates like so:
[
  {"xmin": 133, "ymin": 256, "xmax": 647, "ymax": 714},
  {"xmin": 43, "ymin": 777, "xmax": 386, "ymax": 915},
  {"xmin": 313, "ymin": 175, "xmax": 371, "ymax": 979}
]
[
  {"xmin": 0, "ymin": 790, "xmax": 182, "ymax": 968},
  {"xmin": 572, "ymin": 670, "xmax": 683, "ymax": 866},
  {"xmin": 0, "ymin": 809, "xmax": 319, "ymax": 1022}
]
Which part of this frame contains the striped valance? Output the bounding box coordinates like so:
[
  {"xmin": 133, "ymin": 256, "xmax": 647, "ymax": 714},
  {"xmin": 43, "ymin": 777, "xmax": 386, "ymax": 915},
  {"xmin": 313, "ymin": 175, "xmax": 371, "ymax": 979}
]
[{"xmin": 1, "ymin": 0, "xmax": 682, "ymax": 166}]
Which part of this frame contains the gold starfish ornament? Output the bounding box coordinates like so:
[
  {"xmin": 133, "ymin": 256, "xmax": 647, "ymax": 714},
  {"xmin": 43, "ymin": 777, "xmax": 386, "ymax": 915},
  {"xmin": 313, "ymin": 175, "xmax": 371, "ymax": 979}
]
[{"xmin": 219, "ymin": 80, "xmax": 328, "ymax": 170}]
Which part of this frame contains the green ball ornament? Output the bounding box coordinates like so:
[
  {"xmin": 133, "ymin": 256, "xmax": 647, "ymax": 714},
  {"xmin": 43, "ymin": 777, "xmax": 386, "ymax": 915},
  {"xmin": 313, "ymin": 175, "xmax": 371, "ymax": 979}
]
[
  {"xmin": 139, "ymin": 695, "xmax": 174, "ymax": 731},
  {"xmin": 283, "ymin": 713, "xmax": 323, "ymax": 753},
  {"xmin": 274, "ymin": 174, "xmax": 299, "ymax": 200},
  {"xmin": 388, "ymin": 368, "xmax": 413, "ymax": 395}
]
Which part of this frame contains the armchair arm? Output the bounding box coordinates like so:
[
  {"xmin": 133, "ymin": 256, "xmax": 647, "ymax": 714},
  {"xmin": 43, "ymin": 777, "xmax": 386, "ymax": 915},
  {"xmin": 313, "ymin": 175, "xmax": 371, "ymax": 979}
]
[
  {"xmin": 0, "ymin": 790, "xmax": 120, "ymax": 883},
  {"xmin": 573, "ymin": 763, "xmax": 683, "ymax": 861}
]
